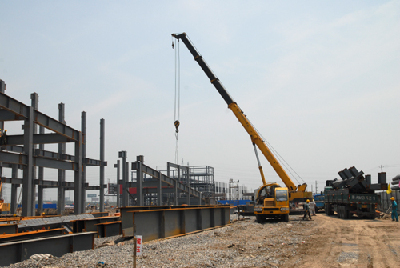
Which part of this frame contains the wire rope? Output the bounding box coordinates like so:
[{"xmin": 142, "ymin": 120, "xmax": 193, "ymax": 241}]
[{"xmin": 173, "ymin": 38, "xmax": 181, "ymax": 164}]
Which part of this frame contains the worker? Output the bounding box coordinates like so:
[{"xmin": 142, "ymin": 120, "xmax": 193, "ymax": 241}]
[
  {"xmin": 302, "ymin": 199, "xmax": 311, "ymax": 220},
  {"xmin": 391, "ymin": 197, "xmax": 398, "ymax": 222},
  {"xmin": 310, "ymin": 200, "xmax": 316, "ymax": 216},
  {"xmin": 0, "ymin": 129, "xmax": 6, "ymax": 145}
]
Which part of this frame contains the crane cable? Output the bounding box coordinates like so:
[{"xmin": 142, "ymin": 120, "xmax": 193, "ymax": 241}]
[{"xmin": 172, "ymin": 37, "xmax": 180, "ymax": 164}]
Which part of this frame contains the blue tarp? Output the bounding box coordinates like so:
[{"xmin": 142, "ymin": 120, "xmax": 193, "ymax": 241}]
[
  {"xmin": 217, "ymin": 200, "xmax": 251, "ymax": 206},
  {"xmin": 18, "ymin": 203, "xmax": 57, "ymax": 209}
]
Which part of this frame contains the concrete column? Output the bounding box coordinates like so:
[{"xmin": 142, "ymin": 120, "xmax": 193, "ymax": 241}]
[
  {"xmin": 199, "ymin": 192, "xmax": 202, "ymax": 205},
  {"xmin": 74, "ymin": 132, "xmax": 83, "ymax": 214},
  {"xmin": 22, "ymin": 106, "xmax": 34, "ymax": 216},
  {"xmin": 10, "ymin": 164, "xmax": 18, "ymax": 214},
  {"xmin": 58, "ymin": 103, "xmax": 66, "ymax": 215},
  {"xmin": 99, "ymin": 118, "xmax": 105, "ymax": 212},
  {"xmin": 81, "ymin": 111, "xmax": 87, "ymax": 213}
]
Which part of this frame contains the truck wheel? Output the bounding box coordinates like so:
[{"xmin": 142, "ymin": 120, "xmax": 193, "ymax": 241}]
[
  {"xmin": 256, "ymin": 215, "xmax": 263, "ymax": 223},
  {"xmin": 343, "ymin": 208, "xmax": 349, "ymax": 219},
  {"xmin": 283, "ymin": 214, "xmax": 289, "ymax": 222}
]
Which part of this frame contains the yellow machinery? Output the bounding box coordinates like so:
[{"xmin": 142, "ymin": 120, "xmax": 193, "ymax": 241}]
[
  {"xmin": 254, "ymin": 183, "xmax": 289, "ymax": 222},
  {"xmin": 172, "ymin": 33, "xmax": 312, "ymax": 215}
]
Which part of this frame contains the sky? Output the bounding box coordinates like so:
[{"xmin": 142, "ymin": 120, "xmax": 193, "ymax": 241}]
[{"xmin": 0, "ymin": 1, "xmax": 399, "ymax": 202}]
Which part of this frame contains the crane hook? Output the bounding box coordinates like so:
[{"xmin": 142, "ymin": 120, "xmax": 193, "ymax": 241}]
[{"xmin": 174, "ymin": 120, "xmax": 180, "ymax": 133}]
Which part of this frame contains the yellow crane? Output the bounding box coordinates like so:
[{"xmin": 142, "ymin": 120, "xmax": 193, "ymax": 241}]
[{"xmin": 172, "ymin": 33, "xmax": 312, "ymax": 220}]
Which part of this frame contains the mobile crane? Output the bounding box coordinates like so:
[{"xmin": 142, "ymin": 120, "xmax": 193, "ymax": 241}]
[{"xmin": 172, "ymin": 33, "xmax": 312, "ymax": 220}]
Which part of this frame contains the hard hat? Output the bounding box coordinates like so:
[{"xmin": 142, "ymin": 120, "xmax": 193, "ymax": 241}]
[
  {"xmin": 391, "ymin": 197, "xmax": 395, "ymax": 201},
  {"xmin": 306, "ymin": 199, "xmax": 310, "ymax": 203}
]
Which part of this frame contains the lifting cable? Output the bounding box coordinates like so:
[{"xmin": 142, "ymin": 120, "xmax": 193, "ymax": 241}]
[{"xmin": 172, "ymin": 37, "xmax": 180, "ymax": 164}]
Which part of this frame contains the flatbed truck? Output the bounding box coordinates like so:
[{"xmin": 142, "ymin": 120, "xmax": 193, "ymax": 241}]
[
  {"xmin": 324, "ymin": 187, "xmax": 379, "ymax": 219},
  {"xmin": 324, "ymin": 166, "xmax": 387, "ymax": 219}
]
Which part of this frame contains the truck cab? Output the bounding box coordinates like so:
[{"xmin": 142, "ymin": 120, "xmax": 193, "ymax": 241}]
[
  {"xmin": 254, "ymin": 183, "xmax": 290, "ymax": 222},
  {"xmin": 313, "ymin": 193, "xmax": 325, "ymax": 213}
]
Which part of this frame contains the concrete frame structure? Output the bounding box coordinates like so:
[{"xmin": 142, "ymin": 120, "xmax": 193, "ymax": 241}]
[{"xmin": 0, "ymin": 79, "xmax": 107, "ymax": 216}]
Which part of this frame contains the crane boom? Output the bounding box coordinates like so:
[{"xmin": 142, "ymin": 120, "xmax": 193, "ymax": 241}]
[{"xmin": 172, "ymin": 32, "xmax": 304, "ymax": 193}]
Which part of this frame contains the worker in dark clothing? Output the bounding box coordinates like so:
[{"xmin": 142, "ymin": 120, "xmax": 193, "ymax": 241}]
[
  {"xmin": 391, "ymin": 197, "xmax": 398, "ymax": 222},
  {"xmin": 303, "ymin": 199, "xmax": 311, "ymax": 220},
  {"xmin": 0, "ymin": 129, "xmax": 6, "ymax": 145}
]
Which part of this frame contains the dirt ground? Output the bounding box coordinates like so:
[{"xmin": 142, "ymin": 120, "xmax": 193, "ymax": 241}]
[{"xmin": 284, "ymin": 213, "xmax": 400, "ymax": 268}]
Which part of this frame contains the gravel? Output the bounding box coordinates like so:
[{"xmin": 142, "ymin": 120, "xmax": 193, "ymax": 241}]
[{"xmin": 5, "ymin": 214, "xmax": 316, "ymax": 268}]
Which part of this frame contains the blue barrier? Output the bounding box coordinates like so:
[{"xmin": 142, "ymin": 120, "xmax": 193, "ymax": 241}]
[
  {"xmin": 217, "ymin": 200, "xmax": 251, "ymax": 206},
  {"xmin": 18, "ymin": 204, "xmax": 58, "ymax": 209}
]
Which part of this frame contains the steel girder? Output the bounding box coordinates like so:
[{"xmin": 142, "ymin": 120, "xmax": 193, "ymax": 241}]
[{"xmin": 0, "ymin": 93, "xmax": 80, "ymax": 140}]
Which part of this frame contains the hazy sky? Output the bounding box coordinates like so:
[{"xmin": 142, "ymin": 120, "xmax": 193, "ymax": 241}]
[{"xmin": 1, "ymin": 1, "xmax": 399, "ymax": 200}]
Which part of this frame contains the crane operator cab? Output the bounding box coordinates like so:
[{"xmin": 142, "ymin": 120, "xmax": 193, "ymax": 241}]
[{"xmin": 254, "ymin": 183, "xmax": 290, "ymax": 222}]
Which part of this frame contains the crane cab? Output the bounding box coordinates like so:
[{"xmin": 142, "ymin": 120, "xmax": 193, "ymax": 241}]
[{"xmin": 254, "ymin": 183, "xmax": 290, "ymax": 222}]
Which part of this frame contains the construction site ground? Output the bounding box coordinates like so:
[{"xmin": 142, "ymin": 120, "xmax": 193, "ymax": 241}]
[{"xmin": 7, "ymin": 213, "xmax": 400, "ymax": 268}]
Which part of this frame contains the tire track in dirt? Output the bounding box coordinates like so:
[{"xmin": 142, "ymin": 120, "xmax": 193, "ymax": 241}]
[{"xmin": 285, "ymin": 214, "xmax": 400, "ymax": 267}]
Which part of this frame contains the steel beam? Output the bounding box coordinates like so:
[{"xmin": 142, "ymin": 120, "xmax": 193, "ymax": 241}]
[
  {"xmin": 115, "ymin": 160, "xmax": 120, "ymax": 207},
  {"xmin": 81, "ymin": 111, "xmax": 87, "ymax": 213},
  {"xmin": 119, "ymin": 151, "xmax": 127, "ymax": 207},
  {"xmin": 186, "ymin": 166, "xmax": 190, "ymax": 205},
  {"xmin": 6, "ymin": 133, "xmax": 74, "ymax": 145},
  {"xmin": 0, "ymin": 228, "xmax": 65, "ymax": 243},
  {"xmin": 137, "ymin": 161, "xmax": 143, "ymax": 206},
  {"xmin": 22, "ymin": 106, "xmax": 34, "ymax": 216},
  {"xmin": 132, "ymin": 162, "xmax": 202, "ymax": 198},
  {"xmin": 0, "ymin": 232, "xmax": 96, "ymax": 266},
  {"xmin": 96, "ymin": 221, "xmax": 121, "ymax": 238},
  {"xmin": 10, "ymin": 164, "xmax": 19, "ymax": 214},
  {"xmin": 2, "ymin": 146, "xmax": 105, "ymax": 167},
  {"xmin": 121, "ymin": 206, "xmax": 230, "ymax": 241},
  {"xmin": 74, "ymin": 132, "xmax": 83, "ymax": 214},
  {"xmin": 37, "ymin": 126, "xmax": 45, "ymax": 213},
  {"xmin": 0, "ymin": 92, "xmax": 80, "ymax": 141},
  {"xmin": 0, "ymin": 151, "xmax": 77, "ymax": 170},
  {"xmin": 158, "ymin": 173, "xmax": 162, "ymax": 206},
  {"xmin": 0, "ymin": 109, "xmax": 24, "ymax": 121},
  {"xmin": 0, "ymin": 224, "xmax": 18, "ymax": 234},
  {"xmin": 99, "ymin": 118, "xmax": 105, "ymax": 212},
  {"xmin": 58, "ymin": 103, "xmax": 66, "ymax": 215}
]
